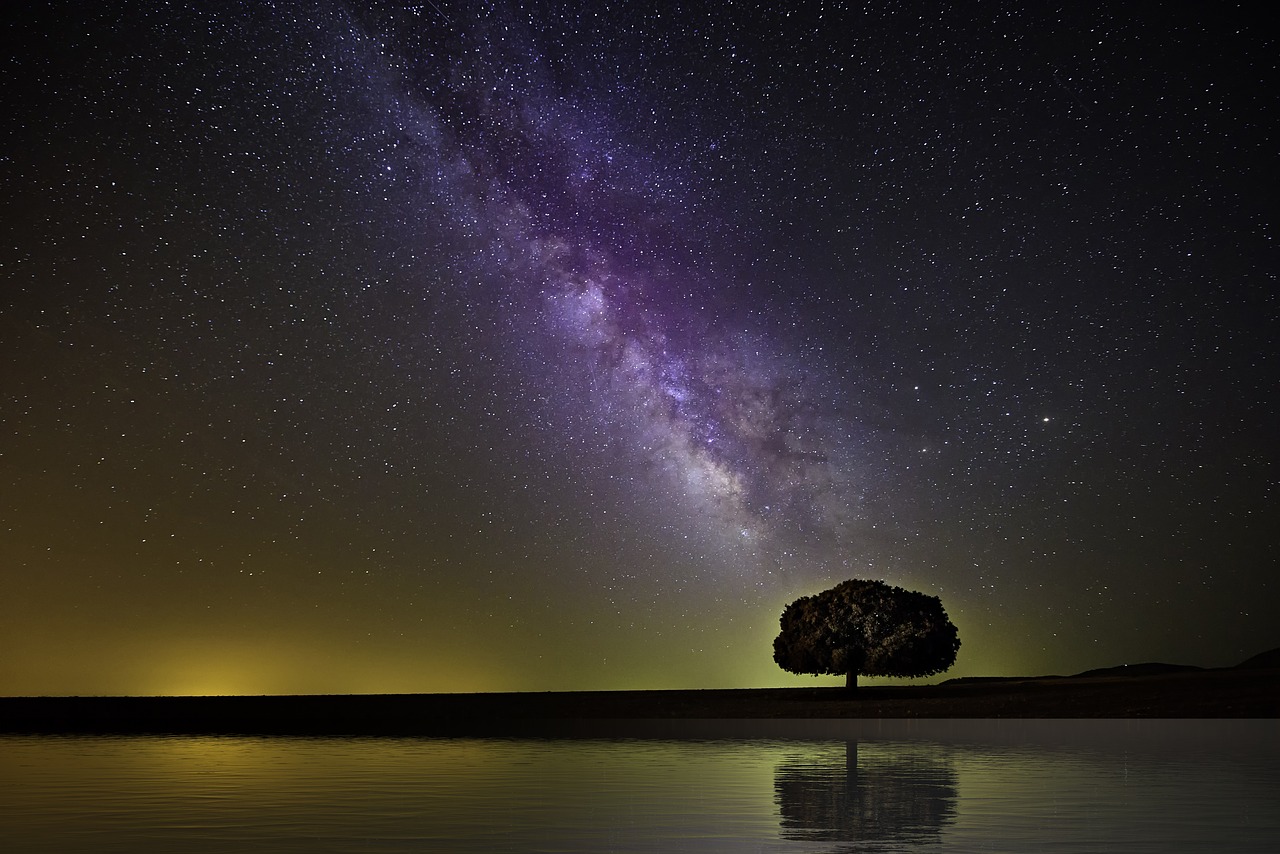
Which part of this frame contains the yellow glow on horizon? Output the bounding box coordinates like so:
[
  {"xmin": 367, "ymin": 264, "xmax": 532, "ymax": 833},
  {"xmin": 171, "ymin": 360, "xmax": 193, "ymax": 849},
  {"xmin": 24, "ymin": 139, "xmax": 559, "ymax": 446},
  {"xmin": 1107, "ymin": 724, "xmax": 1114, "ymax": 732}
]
[{"xmin": 122, "ymin": 635, "xmax": 516, "ymax": 697}]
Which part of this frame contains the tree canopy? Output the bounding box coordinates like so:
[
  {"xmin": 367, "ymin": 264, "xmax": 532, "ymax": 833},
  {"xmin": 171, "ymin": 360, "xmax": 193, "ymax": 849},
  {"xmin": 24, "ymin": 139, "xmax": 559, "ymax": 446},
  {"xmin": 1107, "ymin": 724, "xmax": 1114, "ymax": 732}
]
[{"xmin": 773, "ymin": 579, "xmax": 960, "ymax": 688}]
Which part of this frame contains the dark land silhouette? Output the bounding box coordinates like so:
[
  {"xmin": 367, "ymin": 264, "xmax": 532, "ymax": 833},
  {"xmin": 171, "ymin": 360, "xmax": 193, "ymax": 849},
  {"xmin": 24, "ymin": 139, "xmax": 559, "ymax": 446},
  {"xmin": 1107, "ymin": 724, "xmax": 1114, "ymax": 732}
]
[{"xmin": 2, "ymin": 650, "xmax": 1275, "ymax": 737}]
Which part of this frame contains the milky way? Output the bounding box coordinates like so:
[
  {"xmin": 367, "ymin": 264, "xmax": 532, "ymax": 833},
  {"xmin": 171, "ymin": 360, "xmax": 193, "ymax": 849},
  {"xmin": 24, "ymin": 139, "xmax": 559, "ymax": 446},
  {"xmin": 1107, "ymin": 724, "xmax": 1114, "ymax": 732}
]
[{"xmin": 331, "ymin": 4, "xmax": 883, "ymax": 561}]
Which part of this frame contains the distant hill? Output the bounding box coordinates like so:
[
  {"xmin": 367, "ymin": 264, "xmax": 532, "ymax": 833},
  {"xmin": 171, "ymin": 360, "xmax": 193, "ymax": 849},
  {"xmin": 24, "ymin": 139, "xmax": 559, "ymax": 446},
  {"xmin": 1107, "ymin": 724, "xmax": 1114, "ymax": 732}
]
[
  {"xmin": 1072, "ymin": 662, "xmax": 1204, "ymax": 678},
  {"xmin": 938, "ymin": 646, "xmax": 1280, "ymax": 686},
  {"xmin": 1235, "ymin": 646, "xmax": 1280, "ymax": 669}
]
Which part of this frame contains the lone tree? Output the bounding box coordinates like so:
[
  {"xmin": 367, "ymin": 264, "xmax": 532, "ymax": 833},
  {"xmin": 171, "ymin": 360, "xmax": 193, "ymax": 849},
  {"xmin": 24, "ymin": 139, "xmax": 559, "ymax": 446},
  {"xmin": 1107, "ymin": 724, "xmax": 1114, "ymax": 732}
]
[{"xmin": 773, "ymin": 579, "xmax": 960, "ymax": 690}]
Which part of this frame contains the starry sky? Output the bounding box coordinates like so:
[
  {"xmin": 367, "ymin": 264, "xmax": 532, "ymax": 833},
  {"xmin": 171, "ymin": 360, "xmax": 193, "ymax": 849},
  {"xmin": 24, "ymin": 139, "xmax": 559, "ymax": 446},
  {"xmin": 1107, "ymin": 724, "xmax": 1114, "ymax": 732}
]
[{"xmin": 3, "ymin": 1, "xmax": 1274, "ymax": 696}]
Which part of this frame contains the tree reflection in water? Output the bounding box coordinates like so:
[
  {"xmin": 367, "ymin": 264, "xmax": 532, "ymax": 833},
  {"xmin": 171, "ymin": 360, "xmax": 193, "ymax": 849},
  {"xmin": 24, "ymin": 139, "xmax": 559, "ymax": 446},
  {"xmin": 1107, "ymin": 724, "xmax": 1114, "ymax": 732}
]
[{"xmin": 774, "ymin": 741, "xmax": 958, "ymax": 851}]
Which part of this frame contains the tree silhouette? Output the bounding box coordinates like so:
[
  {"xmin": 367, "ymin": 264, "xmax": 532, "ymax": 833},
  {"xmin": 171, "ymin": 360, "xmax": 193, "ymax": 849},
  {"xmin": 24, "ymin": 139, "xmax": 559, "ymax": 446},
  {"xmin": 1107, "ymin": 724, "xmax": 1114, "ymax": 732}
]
[{"xmin": 773, "ymin": 579, "xmax": 960, "ymax": 689}]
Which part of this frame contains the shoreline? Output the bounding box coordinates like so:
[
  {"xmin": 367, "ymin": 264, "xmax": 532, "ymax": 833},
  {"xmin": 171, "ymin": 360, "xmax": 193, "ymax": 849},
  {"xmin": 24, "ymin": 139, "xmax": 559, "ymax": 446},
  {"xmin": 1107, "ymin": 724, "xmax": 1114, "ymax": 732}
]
[{"xmin": 2, "ymin": 668, "xmax": 1276, "ymax": 736}]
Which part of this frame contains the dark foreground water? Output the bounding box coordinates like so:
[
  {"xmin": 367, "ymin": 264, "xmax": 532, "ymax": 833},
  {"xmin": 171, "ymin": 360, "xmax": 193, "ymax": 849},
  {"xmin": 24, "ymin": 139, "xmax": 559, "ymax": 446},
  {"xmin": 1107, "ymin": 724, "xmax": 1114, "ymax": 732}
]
[{"xmin": 2, "ymin": 720, "xmax": 1276, "ymax": 852}]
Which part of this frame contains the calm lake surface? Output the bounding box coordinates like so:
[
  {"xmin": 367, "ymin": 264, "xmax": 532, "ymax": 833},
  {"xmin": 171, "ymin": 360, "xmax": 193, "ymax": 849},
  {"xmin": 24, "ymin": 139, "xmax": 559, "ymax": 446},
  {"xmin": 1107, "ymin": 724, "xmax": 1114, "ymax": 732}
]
[{"xmin": 2, "ymin": 720, "xmax": 1276, "ymax": 852}]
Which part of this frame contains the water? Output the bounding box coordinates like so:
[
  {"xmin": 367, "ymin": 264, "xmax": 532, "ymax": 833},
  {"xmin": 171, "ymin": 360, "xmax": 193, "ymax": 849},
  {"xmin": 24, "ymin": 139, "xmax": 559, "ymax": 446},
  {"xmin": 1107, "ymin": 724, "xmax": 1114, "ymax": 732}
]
[{"xmin": 2, "ymin": 720, "xmax": 1276, "ymax": 852}]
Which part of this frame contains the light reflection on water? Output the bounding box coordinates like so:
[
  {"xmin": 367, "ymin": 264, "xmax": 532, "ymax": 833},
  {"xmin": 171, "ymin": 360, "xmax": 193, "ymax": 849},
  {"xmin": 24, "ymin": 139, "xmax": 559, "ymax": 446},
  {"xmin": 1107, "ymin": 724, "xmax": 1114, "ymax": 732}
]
[{"xmin": 1, "ymin": 721, "xmax": 1277, "ymax": 852}]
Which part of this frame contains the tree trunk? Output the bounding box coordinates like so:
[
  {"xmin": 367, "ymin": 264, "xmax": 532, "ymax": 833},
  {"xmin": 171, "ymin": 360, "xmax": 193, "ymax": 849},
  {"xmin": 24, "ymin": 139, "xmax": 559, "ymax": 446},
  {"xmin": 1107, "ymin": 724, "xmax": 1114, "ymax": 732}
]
[{"xmin": 845, "ymin": 671, "xmax": 858, "ymax": 691}]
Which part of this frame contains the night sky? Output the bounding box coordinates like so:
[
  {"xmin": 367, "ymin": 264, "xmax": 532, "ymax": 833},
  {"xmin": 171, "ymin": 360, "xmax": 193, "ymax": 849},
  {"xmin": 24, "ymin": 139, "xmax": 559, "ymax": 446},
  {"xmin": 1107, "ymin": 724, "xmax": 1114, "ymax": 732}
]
[{"xmin": 3, "ymin": 1, "xmax": 1274, "ymax": 696}]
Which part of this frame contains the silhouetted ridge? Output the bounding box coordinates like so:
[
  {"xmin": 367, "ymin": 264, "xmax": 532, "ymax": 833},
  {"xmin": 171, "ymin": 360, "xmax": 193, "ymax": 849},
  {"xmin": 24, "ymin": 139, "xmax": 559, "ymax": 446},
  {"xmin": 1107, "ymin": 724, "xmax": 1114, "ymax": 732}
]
[
  {"xmin": 1235, "ymin": 647, "xmax": 1280, "ymax": 669},
  {"xmin": 1072, "ymin": 662, "xmax": 1203, "ymax": 678}
]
